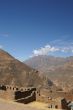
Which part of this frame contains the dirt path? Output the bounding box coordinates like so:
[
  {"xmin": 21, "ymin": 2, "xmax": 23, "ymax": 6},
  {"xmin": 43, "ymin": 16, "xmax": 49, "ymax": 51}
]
[
  {"xmin": 0, "ymin": 98, "xmax": 62, "ymax": 110},
  {"xmin": 0, "ymin": 99, "xmax": 49, "ymax": 110}
]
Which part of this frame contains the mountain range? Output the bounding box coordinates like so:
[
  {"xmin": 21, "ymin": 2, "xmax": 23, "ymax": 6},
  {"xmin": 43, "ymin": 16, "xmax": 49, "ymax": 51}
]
[
  {"xmin": 0, "ymin": 49, "xmax": 73, "ymax": 92},
  {"xmin": 25, "ymin": 55, "xmax": 73, "ymax": 91},
  {"xmin": 0, "ymin": 49, "xmax": 53, "ymax": 88}
]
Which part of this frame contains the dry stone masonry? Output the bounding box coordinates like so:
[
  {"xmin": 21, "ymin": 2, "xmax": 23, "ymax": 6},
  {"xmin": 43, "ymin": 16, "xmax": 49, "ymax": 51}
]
[{"xmin": 0, "ymin": 85, "xmax": 36, "ymax": 104}]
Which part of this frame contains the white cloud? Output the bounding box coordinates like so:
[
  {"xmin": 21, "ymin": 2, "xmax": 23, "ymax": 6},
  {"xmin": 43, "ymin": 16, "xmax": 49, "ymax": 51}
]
[
  {"xmin": 30, "ymin": 38, "xmax": 73, "ymax": 57},
  {"xmin": 31, "ymin": 45, "xmax": 60, "ymax": 56},
  {"xmin": 30, "ymin": 42, "xmax": 73, "ymax": 57},
  {"xmin": 61, "ymin": 46, "xmax": 73, "ymax": 53}
]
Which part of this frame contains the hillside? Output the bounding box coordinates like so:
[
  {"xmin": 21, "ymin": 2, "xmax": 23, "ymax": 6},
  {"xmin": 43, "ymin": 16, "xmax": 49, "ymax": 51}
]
[
  {"xmin": 25, "ymin": 55, "xmax": 68, "ymax": 73},
  {"xmin": 48, "ymin": 61, "xmax": 73, "ymax": 91},
  {"xmin": 25, "ymin": 55, "xmax": 73, "ymax": 91},
  {"xmin": 0, "ymin": 49, "xmax": 53, "ymax": 88}
]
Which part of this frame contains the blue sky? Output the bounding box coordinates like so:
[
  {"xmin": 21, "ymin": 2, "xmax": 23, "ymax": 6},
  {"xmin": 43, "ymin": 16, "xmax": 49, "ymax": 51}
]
[{"xmin": 0, "ymin": 0, "xmax": 73, "ymax": 60}]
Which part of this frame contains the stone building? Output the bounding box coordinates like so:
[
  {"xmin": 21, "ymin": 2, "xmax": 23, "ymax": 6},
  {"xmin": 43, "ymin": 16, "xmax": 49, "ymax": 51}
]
[
  {"xmin": 0, "ymin": 85, "xmax": 36, "ymax": 104},
  {"xmin": 0, "ymin": 84, "xmax": 72, "ymax": 109},
  {"xmin": 48, "ymin": 97, "xmax": 70, "ymax": 110}
]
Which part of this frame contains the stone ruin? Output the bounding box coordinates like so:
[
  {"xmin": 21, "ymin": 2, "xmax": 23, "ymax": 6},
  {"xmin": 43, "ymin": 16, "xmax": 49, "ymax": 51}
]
[
  {"xmin": 0, "ymin": 84, "xmax": 72, "ymax": 109},
  {"xmin": 0, "ymin": 84, "xmax": 36, "ymax": 104}
]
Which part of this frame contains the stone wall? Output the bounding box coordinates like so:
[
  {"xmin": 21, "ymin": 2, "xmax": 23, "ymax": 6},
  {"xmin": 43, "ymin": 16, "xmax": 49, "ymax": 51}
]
[
  {"xmin": 0, "ymin": 85, "xmax": 36, "ymax": 103},
  {"xmin": 15, "ymin": 91, "xmax": 36, "ymax": 104}
]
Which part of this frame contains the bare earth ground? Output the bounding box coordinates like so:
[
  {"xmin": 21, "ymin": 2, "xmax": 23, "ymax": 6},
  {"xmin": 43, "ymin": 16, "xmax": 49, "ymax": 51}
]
[{"xmin": 0, "ymin": 98, "xmax": 61, "ymax": 110}]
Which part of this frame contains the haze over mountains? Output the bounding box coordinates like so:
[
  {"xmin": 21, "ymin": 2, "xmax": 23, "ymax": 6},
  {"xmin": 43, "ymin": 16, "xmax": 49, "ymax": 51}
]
[
  {"xmin": 25, "ymin": 55, "xmax": 73, "ymax": 91},
  {"xmin": 0, "ymin": 49, "xmax": 53, "ymax": 88}
]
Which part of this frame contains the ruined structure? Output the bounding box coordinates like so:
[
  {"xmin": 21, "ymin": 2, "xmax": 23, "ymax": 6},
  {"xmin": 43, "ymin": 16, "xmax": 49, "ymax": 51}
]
[
  {"xmin": 0, "ymin": 84, "xmax": 72, "ymax": 109},
  {"xmin": 0, "ymin": 85, "xmax": 36, "ymax": 104},
  {"xmin": 36, "ymin": 88, "xmax": 72, "ymax": 110},
  {"xmin": 48, "ymin": 97, "xmax": 70, "ymax": 110}
]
